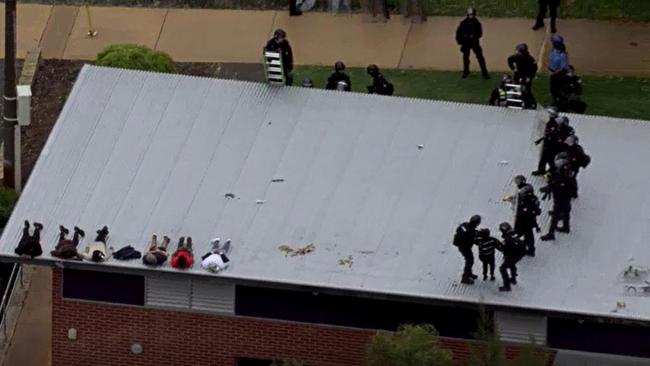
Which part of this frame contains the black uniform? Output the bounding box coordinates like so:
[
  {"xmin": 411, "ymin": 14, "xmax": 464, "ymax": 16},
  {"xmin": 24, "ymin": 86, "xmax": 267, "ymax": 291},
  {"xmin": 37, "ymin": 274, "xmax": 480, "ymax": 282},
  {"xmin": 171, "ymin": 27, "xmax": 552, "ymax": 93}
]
[
  {"xmin": 265, "ymin": 38, "xmax": 294, "ymax": 86},
  {"xmin": 476, "ymin": 232, "xmax": 499, "ymax": 280},
  {"xmin": 555, "ymin": 73, "xmax": 586, "ymax": 113},
  {"xmin": 14, "ymin": 221, "xmax": 43, "ymax": 258},
  {"xmin": 515, "ymin": 191, "xmax": 541, "ymax": 256},
  {"xmin": 534, "ymin": 0, "xmax": 560, "ymax": 33},
  {"xmin": 456, "ymin": 17, "xmax": 488, "ymax": 78},
  {"xmin": 565, "ymin": 143, "xmax": 590, "ymax": 177},
  {"xmin": 326, "ymin": 71, "xmax": 352, "ymax": 91},
  {"xmin": 541, "ymin": 169, "xmax": 577, "ymax": 240},
  {"xmin": 488, "ymin": 86, "xmax": 508, "ymax": 107},
  {"xmin": 367, "ymin": 73, "xmax": 393, "ymax": 96},
  {"xmin": 453, "ymin": 222, "xmax": 479, "ymax": 283},
  {"xmin": 507, "ymin": 52, "xmax": 538, "ymax": 88},
  {"xmin": 497, "ymin": 230, "xmax": 525, "ymax": 291},
  {"xmin": 533, "ymin": 118, "xmax": 559, "ymax": 174}
]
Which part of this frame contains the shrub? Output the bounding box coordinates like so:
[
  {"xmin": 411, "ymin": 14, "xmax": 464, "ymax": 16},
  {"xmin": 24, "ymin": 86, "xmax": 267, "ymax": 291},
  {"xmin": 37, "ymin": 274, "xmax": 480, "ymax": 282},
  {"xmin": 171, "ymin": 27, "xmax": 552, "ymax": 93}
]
[
  {"xmin": 0, "ymin": 187, "xmax": 18, "ymax": 230},
  {"xmin": 96, "ymin": 44, "xmax": 176, "ymax": 73},
  {"xmin": 366, "ymin": 324, "xmax": 453, "ymax": 366}
]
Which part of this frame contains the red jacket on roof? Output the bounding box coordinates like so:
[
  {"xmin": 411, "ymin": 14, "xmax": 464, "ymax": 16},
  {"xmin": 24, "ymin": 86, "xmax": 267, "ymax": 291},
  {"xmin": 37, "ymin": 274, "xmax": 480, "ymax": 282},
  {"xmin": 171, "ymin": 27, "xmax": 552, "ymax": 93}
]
[{"xmin": 171, "ymin": 250, "xmax": 194, "ymax": 269}]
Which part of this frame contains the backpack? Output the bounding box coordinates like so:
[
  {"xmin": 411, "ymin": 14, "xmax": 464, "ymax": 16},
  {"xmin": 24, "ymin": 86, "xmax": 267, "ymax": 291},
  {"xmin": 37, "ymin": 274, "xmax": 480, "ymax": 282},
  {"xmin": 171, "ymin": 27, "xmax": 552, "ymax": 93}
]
[
  {"xmin": 113, "ymin": 245, "xmax": 142, "ymax": 260},
  {"xmin": 579, "ymin": 152, "xmax": 591, "ymax": 168},
  {"xmin": 453, "ymin": 225, "xmax": 469, "ymax": 247}
]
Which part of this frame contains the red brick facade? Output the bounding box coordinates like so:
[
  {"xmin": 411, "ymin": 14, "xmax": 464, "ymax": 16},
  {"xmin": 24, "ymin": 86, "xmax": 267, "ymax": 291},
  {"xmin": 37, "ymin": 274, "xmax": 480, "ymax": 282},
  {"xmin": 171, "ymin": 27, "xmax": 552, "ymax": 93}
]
[{"xmin": 51, "ymin": 269, "xmax": 554, "ymax": 366}]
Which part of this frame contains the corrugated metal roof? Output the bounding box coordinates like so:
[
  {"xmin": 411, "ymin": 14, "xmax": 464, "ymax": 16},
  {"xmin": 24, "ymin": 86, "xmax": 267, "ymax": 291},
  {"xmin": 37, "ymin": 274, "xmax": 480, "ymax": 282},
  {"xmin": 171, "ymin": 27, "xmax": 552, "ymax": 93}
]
[{"xmin": 2, "ymin": 65, "xmax": 650, "ymax": 322}]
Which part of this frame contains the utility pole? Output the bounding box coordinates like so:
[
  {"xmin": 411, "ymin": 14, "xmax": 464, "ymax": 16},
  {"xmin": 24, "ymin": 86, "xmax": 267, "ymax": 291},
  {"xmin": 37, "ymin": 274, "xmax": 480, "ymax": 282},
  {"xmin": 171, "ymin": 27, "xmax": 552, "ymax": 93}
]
[{"xmin": 2, "ymin": 0, "xmax": 17, "ymax": 188}]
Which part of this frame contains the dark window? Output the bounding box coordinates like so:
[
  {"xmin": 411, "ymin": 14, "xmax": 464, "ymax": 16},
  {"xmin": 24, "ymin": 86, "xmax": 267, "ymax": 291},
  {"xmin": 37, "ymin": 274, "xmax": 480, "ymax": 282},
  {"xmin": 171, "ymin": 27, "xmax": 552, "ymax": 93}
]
[
  {"xmin": 62, "ymin": 268, "xmax": 145, "ymax": 306},
  {"xmin": 236, "ymin": 358, "xmax": 273, "ymax": 366},
  {"xmin": 548, "ymin": 317, "xmax": 650, "ymax": 358},
  {"xmin": 235, "ymin": 286, "xmax": 479, "ymax": 338}
]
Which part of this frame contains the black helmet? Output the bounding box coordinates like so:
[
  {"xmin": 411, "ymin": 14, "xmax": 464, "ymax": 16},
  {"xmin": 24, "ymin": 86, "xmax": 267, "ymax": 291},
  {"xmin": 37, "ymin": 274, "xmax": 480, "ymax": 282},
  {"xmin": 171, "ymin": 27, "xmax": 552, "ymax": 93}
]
[
  {"xmin": 565, "ymin": 135, "xmax": 577, "ymax": 146},
  {"xmin": 547, "ymin": 106, "xmax": 559, "ymax": 118},
  {"xmin": 302, "ymin": 78, "xmax": 313, "ymax": 87},
  {"xmin": 469, "ymin": 215, "xmax": 482, "ymax": 226},
  {"xmin": 335, "ymin": 61, "xmax": 346, "ymax": 72},
  {"xmin": 501, "ymin": 74, "xmax": 512, "ymax": 84},
  {"xmin": 516, "ymin": 43, "xmax": 529, "ymax": 54},
  {"xmin": 366, "ymin": 64, "xmax": 379, "ymax": 76},
  {"xmin": 479, "ymin": 228, "xmax": 490, "ymax": 236},
  {"xmin": 499, "ymin": 222, "xmax": 512, "ymax": 232},
  {"xmin": 557, "ymin": 116, "xmax": 570, "ymax": 126},
  {"xmin": 555, "ymin": 151, "xmax": 569, "ymax": 160},
  {"xmin": 274, "ymin": 28, "xmax": 286, "ymax": 39},
  {"xmin": 513, "ymin": 174, "xmax": 526, "ymax": 186},
  {"xmin": 466, "ymin": 7, "xmax": 476, "ymax": 17}
]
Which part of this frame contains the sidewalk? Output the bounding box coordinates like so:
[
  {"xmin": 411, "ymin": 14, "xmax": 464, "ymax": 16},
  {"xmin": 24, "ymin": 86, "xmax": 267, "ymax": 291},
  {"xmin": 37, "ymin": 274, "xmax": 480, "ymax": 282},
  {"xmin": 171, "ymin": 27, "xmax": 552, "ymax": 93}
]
[
  {"xmin": 5, "ymin": 4, "xmax": 650, "ymax": 75},
  {"xmin": 1, "ymin": 266, "xmax": 51, "ymax": 366},
  {"xmin": 2, "ymin": 4, "xmax": 649, "ymax": 76}
]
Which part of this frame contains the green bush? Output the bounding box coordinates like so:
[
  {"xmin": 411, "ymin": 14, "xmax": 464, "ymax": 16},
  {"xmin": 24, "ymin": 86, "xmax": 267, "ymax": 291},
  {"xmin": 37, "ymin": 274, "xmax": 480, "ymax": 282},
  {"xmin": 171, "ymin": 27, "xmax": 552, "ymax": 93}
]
[
  {"xmin": 0, "ymin": 187, "xmax": 18, "ymax": 230},
  {"xmin": 96, "ymin": 44, "xmax": 176, "ymax": 73},
  {"xmin": 366, "ymin": 324, "xmax": 453, "ymax": 366}
]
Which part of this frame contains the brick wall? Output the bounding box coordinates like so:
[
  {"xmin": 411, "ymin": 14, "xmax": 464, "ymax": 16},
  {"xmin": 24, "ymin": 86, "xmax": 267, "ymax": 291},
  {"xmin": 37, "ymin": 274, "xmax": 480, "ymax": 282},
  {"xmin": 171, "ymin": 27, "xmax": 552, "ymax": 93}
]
[{"xmin": 51, "ymin": 269, "xmax": 554, "ymax": 366}]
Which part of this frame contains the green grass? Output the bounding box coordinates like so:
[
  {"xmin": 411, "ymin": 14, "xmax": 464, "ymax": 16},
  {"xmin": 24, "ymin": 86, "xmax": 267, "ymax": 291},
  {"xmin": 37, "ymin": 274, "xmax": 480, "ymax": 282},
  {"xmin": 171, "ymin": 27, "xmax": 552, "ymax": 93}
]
[
  {"xmin": 419, "ymin": 0, "xmax": 650, "ymax": 22},
  {"xmin": 294, "ymin": 66, "xmax": 650, "ymax": 121}
]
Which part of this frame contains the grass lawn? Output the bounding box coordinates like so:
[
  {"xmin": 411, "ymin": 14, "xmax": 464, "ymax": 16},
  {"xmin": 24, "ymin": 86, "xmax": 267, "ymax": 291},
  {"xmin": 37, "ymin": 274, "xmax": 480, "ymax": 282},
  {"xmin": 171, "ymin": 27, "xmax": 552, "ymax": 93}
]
[
  {"xmin": 415, "ymin": 0, "xmax": 650, "ymax": 21},
  {"xmin": 294, "ymin": 66, "xmax": 650, "ymax": 121}
]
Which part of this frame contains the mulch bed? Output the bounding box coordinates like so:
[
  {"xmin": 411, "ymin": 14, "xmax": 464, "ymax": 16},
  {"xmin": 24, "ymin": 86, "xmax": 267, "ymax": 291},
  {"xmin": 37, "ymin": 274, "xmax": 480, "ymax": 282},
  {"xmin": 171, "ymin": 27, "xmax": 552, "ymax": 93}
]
[{"xmin": 21, "ymin": 60, "xmax": 220, "ymax": 183}]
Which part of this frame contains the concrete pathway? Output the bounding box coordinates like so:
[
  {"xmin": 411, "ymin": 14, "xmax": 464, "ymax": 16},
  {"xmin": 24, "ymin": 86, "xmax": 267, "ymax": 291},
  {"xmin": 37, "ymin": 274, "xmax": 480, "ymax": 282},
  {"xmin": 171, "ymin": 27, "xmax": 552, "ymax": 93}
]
[
  {"xmin": 6, "ymin": 4, "xmax": 650, "ymax": 75},
  {"xmin": 1, "ymin": 266, "xmax": 51, "ymax": 366}
]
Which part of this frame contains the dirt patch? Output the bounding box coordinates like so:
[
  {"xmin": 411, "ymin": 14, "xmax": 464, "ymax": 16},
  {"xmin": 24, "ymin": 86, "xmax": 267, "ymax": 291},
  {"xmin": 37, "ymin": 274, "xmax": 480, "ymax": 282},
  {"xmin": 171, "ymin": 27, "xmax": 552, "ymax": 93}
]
[
  {"xmin": 21, "ymin": 60, "xmax": 221, "ymax": 184},
  {"xmin": 22, "ymin": 60, "xmax": 86, "ymax": 183}
]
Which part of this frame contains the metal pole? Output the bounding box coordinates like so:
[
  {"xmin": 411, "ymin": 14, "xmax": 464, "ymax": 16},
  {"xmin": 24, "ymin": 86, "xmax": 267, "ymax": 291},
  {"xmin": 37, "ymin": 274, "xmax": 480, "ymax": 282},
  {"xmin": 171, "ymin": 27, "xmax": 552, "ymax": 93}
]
[
  {"xmin": 2, "ymin": 0, "xmax": 17, "ymax": 188},
  {"xmin": 14, "ymin": 125, "xmax": 21, "ymax": 192},
  {"xmin": 85, "ymin": 4, "xmax": 97, "ymax": 37}
]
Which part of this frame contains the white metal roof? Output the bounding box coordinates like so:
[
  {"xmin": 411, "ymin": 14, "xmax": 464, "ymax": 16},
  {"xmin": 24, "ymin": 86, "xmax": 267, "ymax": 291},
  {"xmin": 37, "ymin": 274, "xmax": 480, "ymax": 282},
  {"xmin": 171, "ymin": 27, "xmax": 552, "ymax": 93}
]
[{"xmin": 2, "ymin": 65, "xmax": 650, "ymax": 322}]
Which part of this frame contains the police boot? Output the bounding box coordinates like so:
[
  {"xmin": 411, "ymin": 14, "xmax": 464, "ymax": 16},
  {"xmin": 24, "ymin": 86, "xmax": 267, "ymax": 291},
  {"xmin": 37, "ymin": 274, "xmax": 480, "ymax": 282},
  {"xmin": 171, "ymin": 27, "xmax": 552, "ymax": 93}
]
[
  {"xmin": 499, "ymin": 285, "xmax": 512, "ymax": 292},
  {"xmin": 470, "ymin": 273, "xmax": 478, "ymax": 279},
  {"xmin": 541, "ymin": 232, "xmax": 555, "ymax": 241},
  {"xmin": 531, "ymin": 170, "xmax": 546, "ymax": 176},
  {"xmin": 511, "ymin": 276, "xmax": 517, "ymax": 285},
  {"xmin": 461, "ymin": 275, "xmax": 474, "ymax": 285},
  {"xmin": 556, "ymin": 226, "xmax": 570, "ymax": 233}
]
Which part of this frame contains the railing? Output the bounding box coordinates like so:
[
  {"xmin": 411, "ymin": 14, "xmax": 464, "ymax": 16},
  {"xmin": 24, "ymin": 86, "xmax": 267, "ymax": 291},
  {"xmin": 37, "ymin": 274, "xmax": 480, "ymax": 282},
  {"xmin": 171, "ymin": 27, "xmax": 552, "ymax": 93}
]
[{"xmin": 0, "ymin": 263, "xmax": 22, "ymax": 338}]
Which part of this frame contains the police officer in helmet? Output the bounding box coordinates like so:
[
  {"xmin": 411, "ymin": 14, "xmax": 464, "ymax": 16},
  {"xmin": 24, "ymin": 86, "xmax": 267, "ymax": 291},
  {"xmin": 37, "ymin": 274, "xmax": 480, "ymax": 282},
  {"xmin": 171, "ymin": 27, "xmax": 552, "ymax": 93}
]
[
  {"xmin": 455, "ymin": 7, "xmax": 489, "ymax": 79},
  {"xmin": 326, "ymin": 61, "xmax": 352, "ymax": 91},
  {"xmin": 265, "ymin": 29, "xmax": 294, "ymax": 86},
  {"xmin": 452, "ymin": 215, "xmax": 481, "ymax": 285}
]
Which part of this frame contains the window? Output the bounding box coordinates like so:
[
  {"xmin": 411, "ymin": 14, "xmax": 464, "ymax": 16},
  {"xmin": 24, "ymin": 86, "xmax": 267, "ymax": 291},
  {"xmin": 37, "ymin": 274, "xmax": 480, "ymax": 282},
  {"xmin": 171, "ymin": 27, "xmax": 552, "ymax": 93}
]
[
  {"xmin": 235, "ymin": 285, "xmax": 479, "ymax": 338},
  {"xmin": 548, "ymin": 317, "xmax": 650, "ymax": 358},
  {"xmin": 62, "ymin": 268, "xmax": 145, "ymax": 305}
]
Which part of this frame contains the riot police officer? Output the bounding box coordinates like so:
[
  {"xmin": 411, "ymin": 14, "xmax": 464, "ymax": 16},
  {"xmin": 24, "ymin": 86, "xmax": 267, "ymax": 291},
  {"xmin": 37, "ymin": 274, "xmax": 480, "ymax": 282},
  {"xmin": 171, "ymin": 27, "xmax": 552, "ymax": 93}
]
[
  {"xmin": 515, "ymin": 185, "xmax": 541, "ymax": 256},
  {"xmin": 540, "ymin": 159, "xmax": 577, "ymax": 241},
  {"xmin": 533, "ymin": 107, "xmax": 560, "ymax": 176},
  {"xmin": 326, "ymin": 61, "xmax": 352, "ymax": 91},
  {"xmin": 497, "ymin": 222, "xmax": 526, "ymax": 292},
  {"xmin": 453, "ymin": 215, "xmax": 481, "ymax": 285},
  {"xmin": 455, "ymin": 7, "xmax": 489, "ymax": 79},
  {"xmin": 507, "ymin": 43, "xmax": 538, "ymax": 89},
  {"xmin": 265, "ymin": 29, "xmax": 294, "ymax": 86}
]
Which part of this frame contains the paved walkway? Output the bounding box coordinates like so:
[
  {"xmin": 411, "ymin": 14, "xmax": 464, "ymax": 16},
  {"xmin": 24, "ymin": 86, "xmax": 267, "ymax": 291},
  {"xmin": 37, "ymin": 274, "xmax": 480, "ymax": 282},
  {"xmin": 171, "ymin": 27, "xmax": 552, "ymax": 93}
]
[
  {"xmin": 1, "ymin": 266, "xmax": 51, "ymax": 366},
  {"xmin": 1, "ymin": 4, "xmax": 649, "ymax": 75}
]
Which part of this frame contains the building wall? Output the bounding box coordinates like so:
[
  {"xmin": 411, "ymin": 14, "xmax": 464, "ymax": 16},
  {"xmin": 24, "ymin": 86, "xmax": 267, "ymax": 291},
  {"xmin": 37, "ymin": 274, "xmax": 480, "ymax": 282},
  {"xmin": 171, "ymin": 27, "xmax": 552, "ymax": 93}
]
[{"xmin": 51, "ymin": 269, "xmax": 552, "ymax": 366}]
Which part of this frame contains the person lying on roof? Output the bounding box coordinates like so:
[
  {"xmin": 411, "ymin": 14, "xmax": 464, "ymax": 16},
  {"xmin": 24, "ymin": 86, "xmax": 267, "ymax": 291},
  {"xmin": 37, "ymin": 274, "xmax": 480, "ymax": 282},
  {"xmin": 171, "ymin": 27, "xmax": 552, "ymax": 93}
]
[
  {"xmin": 201, "ymin": 238, "xmax": 231, "ymax": 273},
  {"xmin": 171, "ymin": 236, "xmax": 194, "ymax": 270},
  {"xmin": 81, "ymin": 226, "xmax": 112, "ymax": 263},
  {"xmin": 142, "ymin": 234, "xmax": 170, "ymax": 266},
  {"xmin": 51, "ymin": 225, "xmax": 85, "ymax": 260},
  {"xmin": 15, "ymin": 220, "xmax": 44, "ymax": 258}
]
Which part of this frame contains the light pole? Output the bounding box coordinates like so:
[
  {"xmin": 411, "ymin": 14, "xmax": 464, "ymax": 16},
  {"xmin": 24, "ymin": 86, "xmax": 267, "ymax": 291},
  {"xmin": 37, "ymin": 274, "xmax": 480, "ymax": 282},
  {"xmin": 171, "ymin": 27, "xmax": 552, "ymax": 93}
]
[{"xmin": 2, "ymin": 0, "xmax": 17, "ymax": 188}]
